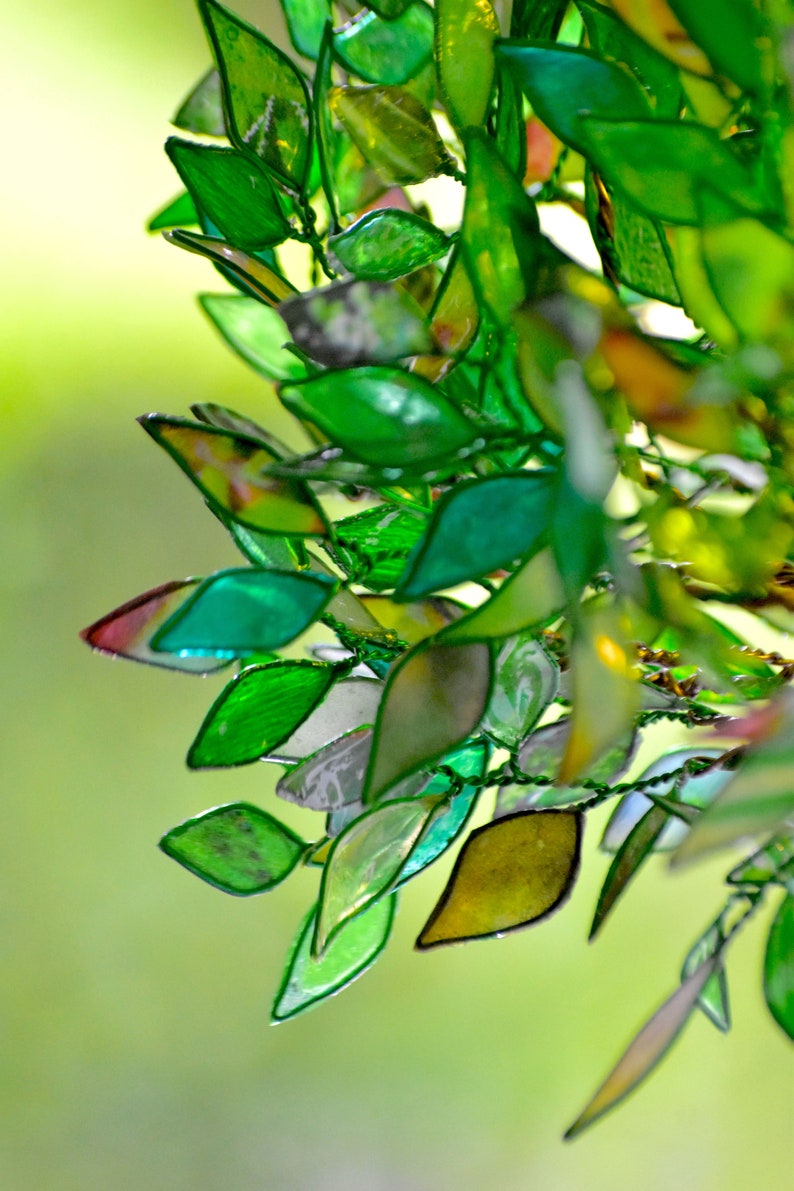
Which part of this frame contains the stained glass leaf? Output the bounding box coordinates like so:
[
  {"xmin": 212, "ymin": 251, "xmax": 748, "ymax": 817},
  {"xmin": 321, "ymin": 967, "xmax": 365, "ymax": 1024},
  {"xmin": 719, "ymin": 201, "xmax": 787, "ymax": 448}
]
[
  {"xmin": 482, "ymin": 635, "xmax": 559, "ymax": 750},
  {"xmin": 578, "ymin": 2, "xmax": 681, "ymax": 116},
  {"xmin": 361, "ymin": 594, "xmax": 465, "ymax": 645},
  {"xmin": 329, "ymin": 504, "xmax": 428, "ymax": 591},
  {"xmin": 272, "ymin": 895, "xmax": 396, "ymax": 1022},
  {"xmin": 265, "ymin": 677, "xmax": 383, "ymax": 761},
  {"xmin": 764, "ymin": 893, "xmax": 794, "ymax": 1041},
  {"xmin": 200, "ymin": 294, "xmax": 306, "ymax": 382},
  {"xmin": 330, "ymin": 85, "xmax": 455, "ymax": 186},
  {"xmin": 328, "ymin": 210, "xmax": 450, "ymax": 282},
  {"xmin": 165, "ymin": 229, "xmax": 297, "ymax": 305},
  {"xmin": 229, "ymin": 523, "xmax": 303, "ymax": 571},
  {"xmin": 416, "ymin": 810, "xmax": 582, "ymax": 948},
  {"xmin": 602, "ymin": 749, "xmax": 726, "ymax": 853},
  {"xmin": 187, "ymin": 659, "xmax": 335, "ymax": 768},
  {"xmin": 667, "ymin": 0, "xmax": 768, "ymax": 93},
  {"xmin": 441, "ymin": 548, "xmax": 566, "ymax": 644},
  {"xmin": 334, "ymin": 4, "xmax": 434, "ymax": 85},
  {"xmin": 590, "ymin": 805, "xmax": 668, "ymax": 940},
  {"xmin": 150, "ymin": 567, "xmax": 337, "ymax": 658},
  {"xmin": 604, "ymin": 0, "xmax": 711, "ymax": 77},
  {"xmin": 159, "ymin": 802, "xmax": 306, "ymax": 895},
  {"xmin": 587, "ymin": 174, "xmax": 680, "ymax": 305},
  {"xmin": 189, "ymin": 402, "xmax": 289, "ymax": 455},
  {"xmin": 138, "ymin": 415, "xmax": 327, "ymax": 537},
  {"xmin": 281, "ymin": 0, "xmax": 329, "ymax": 60},
  {"xmin": 435, "ymin": 0, "xmax": 499, "ymax": 133},
  {"xmin": 147, "ymin": 191, "xmax": 199, "ymax": 233},
  {"xmin": 367, "ymin": 0, "xmax": 412, "ymax": 17},
  {"xmin": 682, "ymin": 923, "xmax": 730, "ymax": 1033},
  {"xmin": 173, "ymin": 67, "xmax": 225, "ymax": 137},
  {"xmin": 276, "ymin": 726, "xmax": 428, "ymax": 812}
]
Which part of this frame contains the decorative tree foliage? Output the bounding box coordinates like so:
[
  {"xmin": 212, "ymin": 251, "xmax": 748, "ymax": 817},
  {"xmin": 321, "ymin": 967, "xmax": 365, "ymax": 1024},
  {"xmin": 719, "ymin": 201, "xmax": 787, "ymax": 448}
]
[{"xmin": 84, "ymin": 0, "xmax": 794, "ymax": 1139}]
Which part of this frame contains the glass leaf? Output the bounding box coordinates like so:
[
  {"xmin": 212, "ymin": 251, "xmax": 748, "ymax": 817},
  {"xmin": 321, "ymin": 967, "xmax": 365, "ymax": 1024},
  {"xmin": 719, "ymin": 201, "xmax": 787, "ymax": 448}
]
[
  {"xmin": 329, "ymin": 503, "xmax": 428, "ymax": 591},
  {"xmin": 272, "ymin": 894, "xmax": 396, "ymax": 1022},
  {"xmin": 605, "ymin": 0, "xmax": 711, "ymax": 77},
  {"xmin": 138, "ymin": 415, "xmax": 327, "ymax": 537},
  {"xmin": 764, "ymin": 893, "xmax": 794, "ymax": 1041},
  {"xmin": 682, "ymin": 923, "xmax": 730, "ymax": 1033},
  {"xmin": 365, "ymin": 640, "xmax": 492, "ymax": 800},
  {"xmin": 589, "ymin": 805, "xmax": 668, "ymax": 940},
  {"xmin": 586, "ymin": 172, "xmax": 680, "ymax": 306},
  {"xmin": 440, "ymin": 548, "xmax": 565, "ymax": 644},
  {"xmin": 279, "ymin": 366, "xmax": 481, "ymax": 468},
  {"xmin": 165, "ymin": 229, "xmax": 297, "ymax": 305},
  {"xmin": 187, "ymin": 659, "xmax": 336, "ymax": 768},
  {"xmin": 333, "ymin": 4, "xmax": 434, "ymax": 85},
  {"xmin": 201, "ymin": 0, "xmax": 312, "ymax": 190},
  {"xmin": 313, "ymin": 22, "xmax": 339, "ymax": 225},
  {"xmin": 279, "ymin": 278, "xmax": 432, "ymax": 367},
  {"xmin": 361, "ymin": 593, "xmax": 465, "ymax": 644},
  {"xmin": 173, "ymin": 67, "xmax": 225, "ymax": 137},
  {"xmin": 265, "ymin": 677, "xmax": 383, "ymax": 761},
  {"xmin": 229, "ymin": 523, "xmax": 303, "ymax": 570},
  {"xmin": 494, "ymin": 60, "xmax": 526, "ymax": 181},
  {"xmin": 579, "ymin": 3, "xmax": 681, "ymax": 117},
  {"xmin": 80, "ymin": 579, "xmax": 232, "ymax": 674},
  {"xmin": 200, "ymin": 294, "xmax": 307, "ymax": 382},
  {"xmin": 147, "ymin": 191, "xmax": 199, "ymax": 233},
  {"xmin": 727, "ymin": 840, "xmax": 794, "ymax": 890},
  {"xmin": 165, "ymin": 138, "xmax": 291, "ymax": 249},
  {"xmin": 328, "ymin": 210, "xmax": 450, "ymax": 282},
  {"xmin": 367, "ymin": 0, "xmax": 413, "ymax": 17},
  {"xmin": 482, "ymin": 635, "xmax": 559, "ymax": 750},
  {"xmin": 416, "ymin": 809, "xmax": 582, "ymax": 948},
  {"xmin": 159, "ymin": 801, "xmax": 306, "ymax": 895},
  {"xmin": 281, "ymin": 0, "xmax": 329, "ymax": 60},
  {"xmin": 189, "ymin": 403, "xmax": 289, "ymax": 458},
  {"xmin": 563, "ymin": 960, "xmax": 718, "ymax": 1140},
  {"xmin": 435, "ymin": 0, "xmax": 500, "ymax": 132},
  {"xmin": 667, "ymin": 0, "xmax": 767, "ymax": 92},
  {"xmin": 396, "ymin": 470, "xmax": 556, "ymax": 600},
  {"xmin": 330, "ymin": 85, "xmax": 455, "ymax": 186},
  {"xmin": 150, "ymin": 567, "xmax": 337, "ymax": 658},
  {"xmin": 422, "ymin": 246, "xmax": 479, "ymax": 364}
]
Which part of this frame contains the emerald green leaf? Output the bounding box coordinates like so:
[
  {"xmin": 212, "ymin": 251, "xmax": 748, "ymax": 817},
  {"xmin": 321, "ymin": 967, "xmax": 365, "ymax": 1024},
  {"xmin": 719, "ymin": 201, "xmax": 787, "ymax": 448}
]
[
  {"xmin": 147, "ymin": 191, "xmax": 199, "ymax": 233},
  {"xmin": 229, "ymin": 523, "xmax": 303, "ymax": 570},
  {"xmin": 330, "ymin": 85, "xmax": 455, "ymax": 186},
  {"xmin": 313, "ymin": 23, "xmax": 338, "ymax": 225},
  {"xmin": 435, "ymin": 0, "xmax": 500, "ymax": 132},
  {"xmin": 510, "ymin": 0, "xmax": 566, "ymax": 39},
  {"xmin": 334, "ymin": 4, "xmax": 434, "ymax": 86},
  {"xmin": 682, "ymin": 922, "xmax": 730, "ymax": 1033},
  {"xmin": 281, "ymin": 0, "xmax": 329, "ymax": 60},
  {"xmin": 578, "ymin": 1, "xmax": 681, "ymax": 116},
  {"xmin": 272, "ymin": 895, "xmax": 396, "ymax": 1022},
  {"xmin": 150, "ymin": 567, "xmax": 337, "ymax": 658},
  {"xmin": 602, "ymin": 749, "xmax": 726, "ymax": 853},
  {"xmin": 165, "ymin": 138, "xmax": 291, "ymax": 249},
  {"xmin": 138, "ymin": 415, "xmax": 328, "ymax": 537},
  {"xmin": 265, "ymin": 677, "xmax": 383, "ymax": 762},
  {"xmin": 367, "ymin": 0, "xmax": 412, "ymax": 17},
  {"xmin": 494, "ymin": 61, "xmax": 526, "ymax": 181},
  {"xmin": 667, "ymin": 0, "xmax": 768, "ymax": 93},
  {"xmin": 279, "ymin": 278, "xmax": 432, "ymax": 366},
  {"xmin": 187, "ymin": 659, "xmax": 336, "ymax": 768},
  {"xmin": 159, "ymin": 802, "xmax": 305, "ymax": 894},
  {"xmin": 441, "ymin": 547, "xmax": 565, "ymax": 644},
  {"xmin": 396, "ymin": 470, "xmax": 556, "ymax": 600},
  {"xmin": 165, "ymin": 229, "xmax": 297, "ymax": 305},
  {"xmin": 276, "ymin": 726, "xmax": 428, "ymax": 812},
  {"xmin": 364, "ymin": 640, "xmax": 492, "ymax": 800},
  {"xmin": 199, "ymin": 294, "xmax": 307, "ymax": 382},
  {"xmin": 328, "ymin": 210, "xmax": 450, "ymax": 282},
  {"xmin": 482, "ymin": 635, "xmax": 559, "ymax": 750},
  {"xmin": 200, "ymin": 0, "xmax": 312, "ymax": 190},
  {"xmin": 279, "ymin": 367, "xmax": 481, "ymax": 468},
  {"xmin": 172, "ymin": 68, "xmax": 225, "ymax": 136},
  {"xmin": 764, "ymin": 893, "xmax": 794, "ymax": 1040},
  {"xmin": 497, "ymin": 42, "xmax": 651, "ymax": 157},
  {"xmin": 727, "ymin": 840, "xmax": 794, "ymax": 890},
  {"xmin": 329, "ymin": 504, "xmax": 428, "ymax": 591},
  {"xmin": 590, "ymin": 805, "xmax": 669, "ymax": 941},
  {"xmin": 588, "ymin": 175, "xmax": 681, "ymax": 305}
]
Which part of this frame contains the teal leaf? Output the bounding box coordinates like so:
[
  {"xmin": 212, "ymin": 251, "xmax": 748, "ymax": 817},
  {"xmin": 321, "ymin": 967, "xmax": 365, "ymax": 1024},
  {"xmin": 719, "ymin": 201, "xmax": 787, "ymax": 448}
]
[
  {"xmin": 334, "ymin": 4, "xmax": 434, "ymax": 86},
  {"xmin": 172, "ymin": 68, "xmax": 226, "ymax": 136},
  {"xmin": 313, "ymin": 22, "xmax": 339, "ymax": 225},
  {"xmin": 199, "ymin": 294, "xmax": 307, "ymax": 382},
  {"xmin": 147, "ymin": 191, "xmax": 199, "ymax": 233},
  {"xmin": 328, "ymin": 210, "xmax": 450, "ymax": 282},
  {"xmin": 764, "ymin": 893, "xmax": 794, "ymax": 1040}
]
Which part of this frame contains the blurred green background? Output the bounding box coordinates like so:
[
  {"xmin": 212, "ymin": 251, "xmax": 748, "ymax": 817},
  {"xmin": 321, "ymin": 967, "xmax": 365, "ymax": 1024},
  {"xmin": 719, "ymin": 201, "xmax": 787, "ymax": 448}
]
[{"xmin": 1, "ymin": 1, "xmax": 791, "ymax": 1186}]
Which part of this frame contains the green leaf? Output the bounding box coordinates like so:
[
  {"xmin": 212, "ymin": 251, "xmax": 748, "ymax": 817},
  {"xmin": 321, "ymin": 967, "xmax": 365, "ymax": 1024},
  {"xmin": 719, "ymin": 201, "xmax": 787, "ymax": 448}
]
[
  {"xmin": 667, "ymin": 0, "xmax": 768, "ymax": 93},
  {"xmin": 334, "ymin": 4, "xmax": 434, "ymax": 86},
  {"xmin": 138, "ymin": 415, "xmax": 327, "ymax": 537},
  {"xmin": 172, "ymin": 68, "xmax": 225, "ymax": 136},
  {"xmin": 313, "ymin": 22, "xmax": 339, "ymax": 225},
  {"xmin": 764, "ymin": 893, "xmax": 794, "ymax": 1040},
  {"xmin": 200, "ymin": 0, "xmax": 312, "ymax": 190},
  {"xmin": 367, "ymin": 0, "xmax": 413, "ymax": 17},
  {"xmin": 586, "ymin": 172, "xmax": 681, "ymax": 305},
  {"xmin": 229, "ymin": 523, "xmax": 303, "ymax": 570},
  {"xmin": 578, "ymin": 1, "xmax": 681, "ymax": 116},
  {"xmin": 328, "ymin": 210, "xmax": 450, "ymax": 281},
  {"xmin": 187, "ymin": 659, "xmax": 336, "ymax": 768},
  {"xmin": 279, "ymin": 367, "xmax": 481, "ymax": 468},
  {"xmin": 150, "ymin": 567, "xmax": 337, "ymax": 658},
  {"xmin": 265, "ymin": 677, "xmax": 383, "ymax": 762},
  {"xmin": 272, "ymin": 895, "xmax": 396, "ymax": 1022},
  {"xmin": 165, "ymin": 138, "xmax": 291, "ymax": 249},
  {"xmin": 590, "ymin": 805, "xmax": 668, "ymax": 940},
  {"xmin": 440, "ymin": 547, "xmax": 565, "ymax": 643},
  {"xmin": 329, "ymin": 503, "xmax": 428, "ymax": 591},
  {"xmin": 416, "ymin": 810, "xmax": 582, "ymax": 947},
  {"xmin": 494, "ymin": 60, "xmax": 526, "ymax": 181},
  {"xmin": 147, "ymin": 191, "xmax": 199, "ymax": 233},
  {"xmin": 396, "ymin": 470, "xmax": 556, "ymax": 600},
  {"xmin": 435, "ymin": 0, "xmax": 500, "ymax": 132},
  {"xmin": 496, "ymin": 719, "xmax": 635, "ymax": 813},
  {"xmin": 727, "ymin": 840, "xmax": 794, "ymax": 890},
  {"xmin": 682, "ymin": 922, "xmax": 730, "ymax": 1033},
  {"xmin": 165, "ymin": 229, "xmax": 297, "ymax": 305},
  {"xmin": 364, "ymin": 640, "xmax": 492, "ymax": 800},
  {"xmin": 602, "ymin": 749, "xmax": 726, "ymax": 853},
  {"xmin": 281, "ymin": 0, "xmax": 329, "ymax": 60},
  {"xmin": 330, "ymin": 85, "xmax": 455, "ymax": 186},
  {"xmin": 360, "ymin": 593, "xmax": 465, "ymax": 645},
  {"xmin": 80, "ymin": 579, "xmax": 232, "ymax": 674},
  {"xmin": 482, "ymin": 634, "xmax": 559, "ymax": 750},
  {"xmin": 199, "ymin": 294, "xmax": 307, "ymax": 382},
  {"xmin": 159, "ymin": 802, "xmax": 306, "ymax": 894}
]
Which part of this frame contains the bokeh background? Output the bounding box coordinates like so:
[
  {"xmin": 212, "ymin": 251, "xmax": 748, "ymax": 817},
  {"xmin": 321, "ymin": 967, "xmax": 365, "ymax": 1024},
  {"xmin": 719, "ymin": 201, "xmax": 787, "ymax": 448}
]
[{"xmin": 2, "ymin": 0, "xmax": 791, "ymax": 1187}]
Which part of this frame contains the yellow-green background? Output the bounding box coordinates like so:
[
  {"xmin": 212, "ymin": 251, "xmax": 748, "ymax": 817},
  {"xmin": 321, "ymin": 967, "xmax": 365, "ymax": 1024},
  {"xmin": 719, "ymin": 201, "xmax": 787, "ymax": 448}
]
[{"xmin": 2, "ymin": 1, "xmax": 791, "ymax": 1186}]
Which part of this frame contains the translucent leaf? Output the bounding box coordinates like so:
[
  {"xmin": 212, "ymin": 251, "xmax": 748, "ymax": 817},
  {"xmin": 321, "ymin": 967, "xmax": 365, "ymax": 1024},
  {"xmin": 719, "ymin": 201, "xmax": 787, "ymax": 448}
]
[
  {"xmin": 173, "ymin": 68, "xmax": 225, "ymax": 137},
  {"xmin": 81, "ymin": 580, "xmax": 231, "ymax": 674},
  {"xmin": 201, "ymin": 0, "xmax": 312, "ymax": 189},
  {"xmin": 279, "ymin": 367, "xmax": 480, "ymax": 468},
  {"xmin": 579, "ymin": 2, "xmax": 681, "ymax": 116},
  {"xmin": 272, "ymin": 895, "xmax": 396, "ymax": 1022},
  {"xmin": 482, "ymin": 635, "xmax": 559, "ymax": 750},
  {"xmin": 682, "ymin": 923, "xmax": 730, "ymax": 1033},
  {"xmin": 367, "ymin": 0, "xmax": 412, "ymax": 17},
  {"xmin": 441, "ymin": 548, "xmax": 566, "ymax": 644},
  {"xmin": 147, "ymin": 191, "xmax": 199, "ymax": 233},
  {"xmin": 396, "ymin": 470, "xmax": 556, "ymax": 600},
  {"xmin": 229, "ymin": 524, "xmax": 303, "ymax": 571},
  {"xmin": 330, "ymin": 85, "xmax": 455, "ymax": 186},
  {"xmin": 329, "ymin": 504, "xmax": 428, "ymax": 591},
  {"xmin": 416, "ymin": 810, "xmax": 582, "ymax": 948},
  {"xmin": 764, "ymin": 893, "xmax": 794, "ymax": 1041},
  {"xmin": 138, "ymin": 415, "xmax": 327, "ymax": 537},
  {"xmin": 265, "ymin": 677, "xmax": 383, "ymax": 761},
  {"xmin": 563, "ymin": 959, "xmax": 718, "ymax": 1140},
  {"xmin": 727, "ymin": 840, "xmax": 794, "ymax": 890},
  {"xmin": 279, "ymin": 279, "xmax": 431, "ymax": 367},
  {"xmin": 605, "ymin": 0, "xmax": 712, "ymax": 77},
  {"xmin": 165, "ymin": 229, "xmax": 297, "ymax": 305},
  {"xmin": 590, "ymin": 805, "xmax": 668, "ymax": 940},
  {"xmin": 602, "ymin": 749, "xmax": 726, "ymax": 853},
  {"xmin": 276, "ymin": 726, "xmax": 428, "ymax": 811},
  {"xmin": 281, "ymin": 0, "xmax": 329, "ymax": 60},
  {"xmin": 159, "ymin": 802, "xmax": 305, "ymax": 895},
  {"xmin": 150, "ymin": 567, "xmax": 337, "ymax": 658},
  {"xmin": 667, "ymin": 0, "xmax": 767, "ymax": 92},
  {"xmin": 200, "ymin": 294, "xmax": 306, "ymax": 382},
  {"xmin": 189, "ymin": 403, "xmax": 291, "ymax": 457},
  {"xmin": 361, "ymin": 594, "xmax": 465, "ymax": 644},
  {"xmin": 424, "ymin": 247, "xmax": 479, "ymax": 362},
  {"xmin": 165, "ymin": 138, "xmax": 291, "ymax": 249},
  {"xmin": 328, "ymin": 210, "xmax": 450, "ymax": 282},
  {"xmin": 494, "ymin": 60, "xmax": 526, "ymax": 181},
  {"xmin": 334, "ymin": 4, "xmax": 434, "ymax": 85},
  {"xmin": 364, "ymin": 641, "xmax": 492, "ymax": 800},
  {"xmin": 435, "ymin": 0, "xmax": 499, "ymax": 133},
  {"xmin": 187, "ymin": 660, "xmax": 336, "ymax": 768},
  {"xmin": 586, "ymin": 173, "xmax": 680, "ymax": 305}
]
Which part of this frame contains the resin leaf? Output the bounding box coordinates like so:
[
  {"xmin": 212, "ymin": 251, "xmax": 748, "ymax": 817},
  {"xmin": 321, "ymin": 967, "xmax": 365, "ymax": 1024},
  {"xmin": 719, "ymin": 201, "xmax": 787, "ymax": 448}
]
[
  {"xmin": 173, "ymin": 68, "xmax": 225, "ymax": 136},
  {"xmin": 138, "ymin": 416, "xmax": 327, "ymax": 537},
  {"xmin": 281, "ymin": 0, "xmax": 329, "ymax": 60},
  {"xmin": 266, "ymin": 677, "xmax": 383, "ymax": 761},
  {"xmin": 147, "ymin": 191, "xmax": 199, "ymax": 233},
  {"xmin": 328, "ymin": 210, "xmax": 450, "ymax": 282},
  {"xmin": 200, "ymin": 0, "xmax": 312, "ymax": 189},
  {"xmin": 334, "ymin": 4, "xmax": 434, "ymax": 85},
  {"xmin": 165, "ymin": 138, "xmax": 291, "ymax": 249},
  {"xmin": 417, "ymin": 810, "xmax": 582, "ymax": 948},
  {"xmin": 435, "ymin": 0, "xmax": 500, "ymax": 132},
  {"xmin": 482, "ymin": 635, "xmax": 559, "ymax": 750},
  {"xmin": 396, "ymin": 471, "xmax": 556, "ymax": 599},
  {"xmin": 330, "ymin": 504, "xmax": 428, "ymax": 591},
  {"xmin": 151, "ymin": 567, "xmax": 336, "ymax": 658},
  {"xmin": 364, "ymin": 640, "xmax": 492, "ymax": 799},
  {"xmin": 441, "ymin": 548, "xmax": 565, "ymax": 643},
  {"xmin": 276, "ymin": 726, "xmax": 428, "ymax": 811},
  {"xmin": 330, "ymin": 85, "xmax": 454, "ymax": 186},
  {"xmin": 564, "ymin": 960, "xmax": 718, "ymax": 1140},
  {"xmin": 590, "ymin": 805, "xmax": 668, "ymax": 940},
  {"xmin": 272, "ymin": 895, "xmax": 396, "ymax": 1022},
  {"xmin": 602, "ymin": 749, "xmax": 726, "ymax": 853},
  {"xmin": 188, "ymin": 660, "xmax": 336, "ymax": 768},
  {"xmin": 200, "ymin": 294, "xmax": 307, "ymax": 382},
  {"xmin": 81, "ymin": 580, "xmax": 231, "ymax": 674},
  {"xmin": 166, "ymin": 229, "xmax": 297, "ymax": 305},
  {"xmin": 764, "ymin": 894, "xmax": 794, "ymax": 1041},
  {"xmin": 279, "ymin": 279, "xmax": 431, "ymax": 366},
  {"xmin": 159, "ymin": 802, "xmax": 305, "ymax": 895},
  {"xmin": 280, "ymin": 367, "xmax": 480, "ymax": 468}
]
